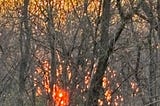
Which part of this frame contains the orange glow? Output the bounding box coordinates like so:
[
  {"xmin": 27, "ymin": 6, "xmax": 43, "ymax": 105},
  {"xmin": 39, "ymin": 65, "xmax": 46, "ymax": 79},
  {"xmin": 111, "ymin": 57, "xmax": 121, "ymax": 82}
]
[
  {"xmin": 36, "ymin": 87, "xmax": 42, "ymax": 96},
  {"xmin": 105, "ymin": 89, "xmax": 112, "ymax": 102},
  {"xmin": 0, "ymin": 0, "xmax": 100, "ymax": 26},
  {"xmin": 98, "ymin": 99, "xmax": 103, "ymax": 106},
  {"xmin": 102, "ymin": 76, "xmax": 109, "ymax": 88},
  {"xmin": 67, "ymin": 66, "xmax": 72, "ymax": 81},
  {"xmin": 34, "ymin": 60, "xmax": 69, "ymax": 106},
  {"xmin": 53, "ymin": 85, "xmax": 69, "ymax": 106},
  {"xmin": 130, "ymin": 81, "xmax": 139, "ymax": 95}
]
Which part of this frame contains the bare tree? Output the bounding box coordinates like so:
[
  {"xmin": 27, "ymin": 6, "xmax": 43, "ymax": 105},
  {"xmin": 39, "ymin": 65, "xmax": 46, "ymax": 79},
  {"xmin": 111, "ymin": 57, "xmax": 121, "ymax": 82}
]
[
  {"xmin": 18, "ymin": 0, "xmax": 31, "ymax": 106},
  {"xmin": 46, "ymin": 2, "xmax": 57, "ymax": 106},
  {"xmin": 86, "ymin": 0, "xmax": 111, "ymax": 105},
  {"xmin": 0, "ymin": 0, "xmax": 160, "ymax": 106}
]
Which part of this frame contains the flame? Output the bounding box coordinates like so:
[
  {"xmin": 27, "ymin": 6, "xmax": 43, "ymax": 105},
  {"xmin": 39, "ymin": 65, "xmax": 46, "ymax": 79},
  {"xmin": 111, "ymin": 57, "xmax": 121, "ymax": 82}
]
[
  {"xmin": 53, "ymin": 85, "xmax": 69, "ymax": 106},
  {"xmin": 105, "ymin": 89, "xmax": 112, "ymax": 102},
  {"xmin": 102, "ymin": 76, "xmax": 109, "ymax": 88},
  {"xmin": 34, "ymin": 60, "xmax": 69, "ymax": 106},
  {"xmin": 34, "ymin": 58, "xmax": 137, "ymax": 106}
]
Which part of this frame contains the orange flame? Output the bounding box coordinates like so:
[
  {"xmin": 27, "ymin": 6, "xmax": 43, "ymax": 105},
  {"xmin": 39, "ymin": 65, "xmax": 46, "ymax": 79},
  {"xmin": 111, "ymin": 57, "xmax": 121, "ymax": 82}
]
[
  {"xmin": 34, "ymin": 60, "xmax": 69, "ymax": 106},
  {"xmin": 53, "ymin": 85, "xmax": 69, "ymax": 106},
  {"xmin": 105, "ymin": 89, "xmax": 112, "ymax": 102}
]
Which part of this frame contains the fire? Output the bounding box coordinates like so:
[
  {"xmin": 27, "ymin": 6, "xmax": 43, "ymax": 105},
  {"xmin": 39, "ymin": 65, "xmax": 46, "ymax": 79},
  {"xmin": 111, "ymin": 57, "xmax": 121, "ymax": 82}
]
[
  {"xmin": 34, "ymin": 59, "xmax": 138, "ymax": 106},
  {"xmin": 34, "ymin": 60, "xmax": 69, "ymax": 106},
  {"xmin": 53, "ymin": 85, "xmax": 69, "ymax": 106},
  {"xmin": 105, "ymin": 89, "xmax": 112, "ymax": 102}
]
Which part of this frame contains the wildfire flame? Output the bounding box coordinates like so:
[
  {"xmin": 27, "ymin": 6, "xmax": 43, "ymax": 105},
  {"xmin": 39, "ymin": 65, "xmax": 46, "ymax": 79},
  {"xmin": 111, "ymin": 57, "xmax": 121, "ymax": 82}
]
[
  {"xmin": 53, "ymin": 85, "xmax": 69, "ymax": 106},
  {"xmin": 34, "ymin": 60, "xmax": 69, "ymax": 106}
]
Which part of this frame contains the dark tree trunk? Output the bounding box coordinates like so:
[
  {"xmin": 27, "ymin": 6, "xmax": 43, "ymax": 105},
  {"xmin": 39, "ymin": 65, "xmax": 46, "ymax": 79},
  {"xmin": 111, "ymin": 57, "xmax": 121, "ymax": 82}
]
[
  {"xmin": 86, "ymin": 1, "xmax": 111, "ymax": 105},
  {"xmin": 158, "ymin": 0, "xmax": 160, "ymax": 39},
  {"xmin": 141, "ymin": 1, "xmax": 157, "ymax": 106},
  {"xmin": 46, "ymin": 3, "xmax": 57, "ymax": 106},
  {"xmin": 148, "ymin": 28, "xmax": 156, "ymax": 106},
  {"xmin": 86, "ymin": 0, "xmax": 139, "ymax": 105},
  {"xmin": 18, "ymin": 0, "xmax": 30, "ymax": 106}
]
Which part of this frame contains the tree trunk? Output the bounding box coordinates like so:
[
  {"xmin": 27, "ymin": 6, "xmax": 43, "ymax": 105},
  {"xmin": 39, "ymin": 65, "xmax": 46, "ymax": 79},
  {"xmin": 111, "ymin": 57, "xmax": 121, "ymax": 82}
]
[
  {"xmin": 86, "ymin": 1, "xmax": 111, "ymax": 105},
  {"xmin": 141, "ymin": 1, "xmax": 157, "ymax": 106},
  {"xmin": 148, "ymin": 28, "xmax": 156, "ymax": 106},
  {"xmin": 158, "ymin": 0, "xmax": 160, "ymax": 39},
  {"xmin": 18, "ymin": 0, "xmax": 30, "ymax": 106},
  {"xmin": 46, "ymin": 3, "xmax": 57, "ymax": 106}
]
